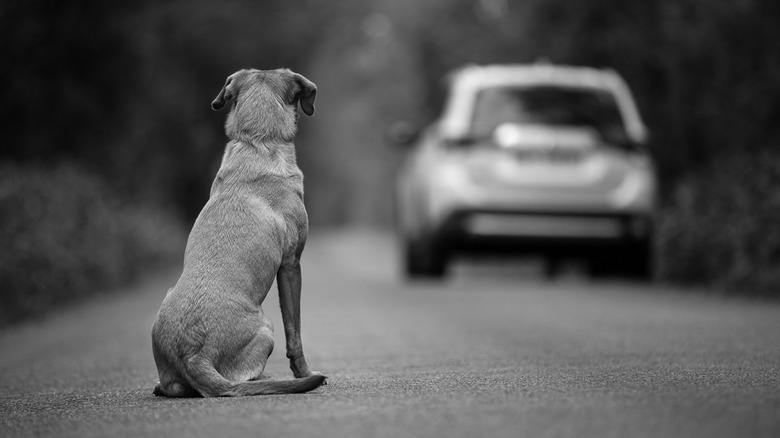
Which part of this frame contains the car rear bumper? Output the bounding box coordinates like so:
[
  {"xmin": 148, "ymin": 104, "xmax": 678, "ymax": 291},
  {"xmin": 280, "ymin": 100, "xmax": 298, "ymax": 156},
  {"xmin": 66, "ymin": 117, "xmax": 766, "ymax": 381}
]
[{"xmin": 436, "ymin": 209, "xmax": 652, "ymax": 256}]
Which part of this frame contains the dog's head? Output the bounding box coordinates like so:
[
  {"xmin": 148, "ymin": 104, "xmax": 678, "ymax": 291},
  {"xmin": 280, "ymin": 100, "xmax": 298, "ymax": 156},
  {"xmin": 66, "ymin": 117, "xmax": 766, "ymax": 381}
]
[{"xmin": 211, "ymin": 68, "xmax": 317, "ymax": 142}]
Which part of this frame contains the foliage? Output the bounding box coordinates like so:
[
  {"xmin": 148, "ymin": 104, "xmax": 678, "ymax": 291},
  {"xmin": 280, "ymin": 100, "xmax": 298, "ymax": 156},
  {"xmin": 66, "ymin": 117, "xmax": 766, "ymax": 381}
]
[
  {"xmin": 0, "ymin": 0, "xmax": 335, "ymax": 219},
  {"xmin": 0, "ymin": 0, "xmax": 140, "ymax": 164},
  {"xmin": 411, "ymin": 0, "xmax": 780, "ymax": 186},
  {"xmin": 0, "ymin": 163, "xmax": 185, "ymax": 326},
  {"xmin": 655, "ymin": 152, "xmax": 780, "ymax": 295},
  {"xmin": 1, "ymin": 0, "xmax": 779, "ymax": 300}
]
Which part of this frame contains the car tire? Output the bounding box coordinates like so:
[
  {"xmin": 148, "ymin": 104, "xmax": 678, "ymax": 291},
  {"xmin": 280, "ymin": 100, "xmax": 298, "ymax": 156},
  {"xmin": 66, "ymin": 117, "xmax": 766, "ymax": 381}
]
[
  {"xmin": 543, "ymin": 256, "xmax": 562, "ymax": 279},
  {"xmin": 586, "ymin": 252, "xmax": 613, "ymax": 279},
  {"xmin": 621, "ymin": 242, "xmax": 652, "ymax": 280},
  {"xmin": 403, "ymin": 234, "xmax": 447, "ymax": 279},
  {"xmin": 587, "ymin": 243, "xmax": 651, "ymax": 280}
]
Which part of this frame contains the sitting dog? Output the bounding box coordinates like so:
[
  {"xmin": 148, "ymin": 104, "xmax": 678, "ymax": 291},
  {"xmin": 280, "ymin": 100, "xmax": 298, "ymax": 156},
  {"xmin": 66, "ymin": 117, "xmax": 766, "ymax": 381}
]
[{"xmin": 151, "ymin": 68, "xmax": 325, "ymax": 397}]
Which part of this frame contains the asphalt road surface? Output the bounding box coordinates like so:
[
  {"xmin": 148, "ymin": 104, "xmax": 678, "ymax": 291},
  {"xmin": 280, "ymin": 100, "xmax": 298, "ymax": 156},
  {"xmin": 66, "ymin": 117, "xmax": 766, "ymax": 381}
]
[{"xmin": 1, "ymin": 230, "xmax": 779, "ymax": 438}]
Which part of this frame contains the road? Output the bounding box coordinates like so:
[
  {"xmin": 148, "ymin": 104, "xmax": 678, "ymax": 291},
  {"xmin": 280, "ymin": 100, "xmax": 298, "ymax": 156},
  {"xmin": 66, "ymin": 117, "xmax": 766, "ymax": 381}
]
[{"xmin": 1, "ymin": 230, "xmax": 779, "ymax": 438}]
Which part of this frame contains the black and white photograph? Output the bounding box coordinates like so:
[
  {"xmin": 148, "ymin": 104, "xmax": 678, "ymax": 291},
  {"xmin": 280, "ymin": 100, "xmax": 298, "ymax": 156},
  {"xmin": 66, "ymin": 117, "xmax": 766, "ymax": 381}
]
[{"xmin": 1, "ymin": 1, "xmax": 779, "ymax": 437}]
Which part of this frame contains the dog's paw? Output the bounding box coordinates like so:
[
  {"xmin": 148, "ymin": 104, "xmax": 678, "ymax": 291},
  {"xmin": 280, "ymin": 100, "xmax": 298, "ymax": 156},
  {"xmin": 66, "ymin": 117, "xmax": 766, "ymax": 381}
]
[{"xmin": 310, "ymin": 371, "xmax": 327, "ymax": 385}]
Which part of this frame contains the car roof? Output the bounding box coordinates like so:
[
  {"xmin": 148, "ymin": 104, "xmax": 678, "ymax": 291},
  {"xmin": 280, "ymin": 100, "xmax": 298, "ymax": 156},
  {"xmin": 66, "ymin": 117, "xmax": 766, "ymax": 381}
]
[
  {"xmin": 440, "ymin": 63, "xmax": 648, "ymax": 144},
  {"xmin": 449, "ymin": 63, "xmax": 624, "ymax": 90}
]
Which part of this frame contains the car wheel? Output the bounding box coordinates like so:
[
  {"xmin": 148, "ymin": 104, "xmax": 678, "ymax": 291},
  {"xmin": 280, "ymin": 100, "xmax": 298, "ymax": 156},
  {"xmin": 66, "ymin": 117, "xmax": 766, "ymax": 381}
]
[
  {"xmin": 621, "ymin": 242, "xmax": 652, "ymax": 280},
  {"xmin": 543, "ymin": 256, "xmax": 561, "ymax": 279},
  {"xmin": 586, "ymin": 251, "xmax": 613, "ymax": 279},
  {"xmin": 403, "ymin": 234, "xmax": 447, "ymax": 279},
  {"xmin": 587, "ymin": 243, "xmax": 651, "ymax": 280}
]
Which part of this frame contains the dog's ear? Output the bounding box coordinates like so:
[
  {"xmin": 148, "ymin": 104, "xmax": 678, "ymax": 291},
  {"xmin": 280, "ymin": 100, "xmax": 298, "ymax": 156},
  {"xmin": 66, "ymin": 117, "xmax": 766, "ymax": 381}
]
[
  {"xmin": 289, "ymin": 73, "xmax": 317, "ymax": 116},
  {"xmin": 212, "ymin": 72, "xmax": 243, "ymax": 111}
]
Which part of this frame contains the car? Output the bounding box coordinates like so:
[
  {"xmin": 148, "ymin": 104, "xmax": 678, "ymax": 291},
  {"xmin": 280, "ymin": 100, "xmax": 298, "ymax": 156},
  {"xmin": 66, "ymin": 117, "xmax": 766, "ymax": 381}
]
[{"xmin": 395, "ymin": 63, "xmax": 656, "ymax": 279}]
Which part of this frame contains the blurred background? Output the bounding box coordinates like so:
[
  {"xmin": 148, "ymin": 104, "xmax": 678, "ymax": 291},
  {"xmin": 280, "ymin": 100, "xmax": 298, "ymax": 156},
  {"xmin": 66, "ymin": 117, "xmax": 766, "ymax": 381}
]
[{"xmin": 2, "ymin": 0, "xmax": 779, "ymax": 325}]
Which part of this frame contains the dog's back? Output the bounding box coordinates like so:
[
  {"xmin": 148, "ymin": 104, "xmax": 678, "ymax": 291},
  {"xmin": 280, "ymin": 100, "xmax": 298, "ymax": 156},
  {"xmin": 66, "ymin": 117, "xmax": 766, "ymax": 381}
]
[{"xmin": 151, "ymin": 68, "xmax": 323, "ymax": 397}]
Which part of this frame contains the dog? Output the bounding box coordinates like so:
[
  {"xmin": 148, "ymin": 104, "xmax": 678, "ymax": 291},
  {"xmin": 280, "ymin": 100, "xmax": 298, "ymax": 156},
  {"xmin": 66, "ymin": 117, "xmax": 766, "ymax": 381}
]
[{"xmin": 151, "ymin": 68, "xmax": 325, "ymax": 397}]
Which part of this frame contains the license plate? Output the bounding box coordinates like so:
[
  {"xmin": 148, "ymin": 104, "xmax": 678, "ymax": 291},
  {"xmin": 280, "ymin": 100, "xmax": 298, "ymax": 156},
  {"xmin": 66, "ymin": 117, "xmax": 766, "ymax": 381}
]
[{"xmin": 511, "ymin": 148, "xmax": 584, "ymax": 163}]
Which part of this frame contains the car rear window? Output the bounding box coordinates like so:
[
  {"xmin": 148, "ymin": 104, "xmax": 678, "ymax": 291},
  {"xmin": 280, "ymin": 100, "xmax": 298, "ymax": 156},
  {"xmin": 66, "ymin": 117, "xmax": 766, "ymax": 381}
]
[{"xmin": 470, "ymin": 86, "xmax": 628, "ymax": 144}]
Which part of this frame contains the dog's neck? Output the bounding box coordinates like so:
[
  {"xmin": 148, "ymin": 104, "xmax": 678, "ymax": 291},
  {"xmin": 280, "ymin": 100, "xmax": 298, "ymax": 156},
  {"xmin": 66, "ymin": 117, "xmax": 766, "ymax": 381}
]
[
  {"xmin": 214, "ymin": 87, "xmax": 304, "ymax": 191},
  {"xmin": 225, "ymin": 85, "xmax": 299, "ymax": 145},
  {"xmin": 213, "ymin": 139, "xmax": 302, "ymax": 192}
]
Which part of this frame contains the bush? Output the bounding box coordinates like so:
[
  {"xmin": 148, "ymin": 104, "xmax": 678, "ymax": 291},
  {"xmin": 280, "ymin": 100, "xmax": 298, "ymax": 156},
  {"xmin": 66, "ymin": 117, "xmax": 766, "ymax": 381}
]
[
  {"xmin": 0, "ymin": 163, "xmax": 186, "ymax": 326},
  {"xmin": 655, "ymin": 151, "xmax": 780, "ymax": 296}
]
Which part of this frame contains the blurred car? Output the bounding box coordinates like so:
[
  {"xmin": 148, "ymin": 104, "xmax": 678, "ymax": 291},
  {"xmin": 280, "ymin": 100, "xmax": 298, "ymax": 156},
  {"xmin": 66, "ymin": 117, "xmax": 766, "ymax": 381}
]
[{"xmin": 395, "ymin": 63, "xmax": 656, "ymax": 279}]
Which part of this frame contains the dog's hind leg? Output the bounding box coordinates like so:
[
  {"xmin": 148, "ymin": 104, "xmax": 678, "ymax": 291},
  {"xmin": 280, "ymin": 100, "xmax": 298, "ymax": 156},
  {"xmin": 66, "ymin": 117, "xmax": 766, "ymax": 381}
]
[
  {"xmin": 152, "ymin": 331, "xmax": 199, "ymax": 397},
  {"xmin": 152, "ymin": 356, "xmax": 198, "ymax": 397},
  {"xmin": 153, "ymin": 379, "xmax": 199, "ymax": 397},
  {"xmin": 214, "ymin": 311, "xmax": 276, "ymax": 383},
  {"xmin": 244, "ymin": 313, "xmax": 275, "ymax": 381}
]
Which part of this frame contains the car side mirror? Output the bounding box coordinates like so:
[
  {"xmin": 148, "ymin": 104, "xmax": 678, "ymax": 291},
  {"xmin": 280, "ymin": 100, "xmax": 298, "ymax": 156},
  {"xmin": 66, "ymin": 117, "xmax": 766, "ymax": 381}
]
[
  {"xmin": 386, "ymin": 121, "xmax": 420, "ymax": 146},
  {"xmin": 444, "ymin": 135, "xmax": 477, "ymax": 148}
]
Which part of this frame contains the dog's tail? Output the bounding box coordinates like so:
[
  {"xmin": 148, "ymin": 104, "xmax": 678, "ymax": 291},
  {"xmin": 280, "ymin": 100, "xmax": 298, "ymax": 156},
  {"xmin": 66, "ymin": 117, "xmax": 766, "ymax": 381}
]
[{"xmin": 185, "ymin": 355, "xmax": 326, "ymax": 397}]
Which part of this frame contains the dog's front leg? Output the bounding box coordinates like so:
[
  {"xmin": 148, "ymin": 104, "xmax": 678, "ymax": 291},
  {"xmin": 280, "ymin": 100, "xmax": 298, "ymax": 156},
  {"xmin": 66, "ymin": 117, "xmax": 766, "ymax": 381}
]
[{"xmin": 277, "ymin": 260, "xmax": 315, "ymax": 378}]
